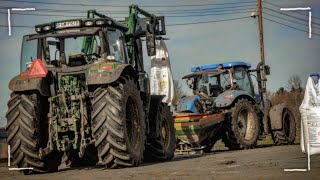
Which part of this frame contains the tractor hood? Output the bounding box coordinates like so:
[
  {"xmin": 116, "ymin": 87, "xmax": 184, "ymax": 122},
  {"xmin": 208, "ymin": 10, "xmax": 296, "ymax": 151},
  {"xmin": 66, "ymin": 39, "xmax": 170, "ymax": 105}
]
[{"xmin": 175, "ymin": 95, "xmax": 202, "ymax": 114}]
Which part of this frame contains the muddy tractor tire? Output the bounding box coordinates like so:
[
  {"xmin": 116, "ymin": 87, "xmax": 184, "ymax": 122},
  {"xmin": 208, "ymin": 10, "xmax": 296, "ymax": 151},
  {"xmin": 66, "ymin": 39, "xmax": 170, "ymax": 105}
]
[
  {"xmin": 6, "ymin": 93, "xmax": 62, "ymax": 174},
  {"xmin": 144, "ymin": 103, "xmax": 176, "ymax": 161},
  {"xmin": 223, "ymin": 98, "xmax": 260, "ymax": 150},
  {"xmin": 91, "ymin": 76, "xmax": 146, "ymax": 168},
  {"xmin": 270, "ymin": 104, "xmax": 296, "ymax": 145}
]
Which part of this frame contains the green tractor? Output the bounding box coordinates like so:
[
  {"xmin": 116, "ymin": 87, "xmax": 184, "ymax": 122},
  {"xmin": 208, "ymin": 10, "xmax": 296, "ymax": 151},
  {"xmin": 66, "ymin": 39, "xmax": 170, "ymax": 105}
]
[{"xmin": 6, "ymin": 5, "xmax": 175, "ymax": 174}]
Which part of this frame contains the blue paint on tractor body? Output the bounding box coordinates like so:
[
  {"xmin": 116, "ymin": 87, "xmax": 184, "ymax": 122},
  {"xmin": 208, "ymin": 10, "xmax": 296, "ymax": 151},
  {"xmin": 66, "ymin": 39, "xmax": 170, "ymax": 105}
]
[
  {"xmin": 214, "ymin": 90, "xmax": 256, "ymax": 107},
  {"xmin": 176, "ymin": 95, "xmax": 201, "ymax": 114},
  {"xmin": 191, "ymin": 61, "xmax": 251, "ymax": 72}
]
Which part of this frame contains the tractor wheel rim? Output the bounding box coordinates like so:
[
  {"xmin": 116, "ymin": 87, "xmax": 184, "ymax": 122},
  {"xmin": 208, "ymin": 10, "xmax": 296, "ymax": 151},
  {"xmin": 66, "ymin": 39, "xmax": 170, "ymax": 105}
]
[
  {"xmin": 237, "ymin": 113, "xmax": 247, "ymax": 137},
  {"xmin": 238, "ymin": 108, "xmax": 255, "ymax": 140},
  {"xmin": 161, "ymin": 117, "xmax": 170, "ymax": 149}
]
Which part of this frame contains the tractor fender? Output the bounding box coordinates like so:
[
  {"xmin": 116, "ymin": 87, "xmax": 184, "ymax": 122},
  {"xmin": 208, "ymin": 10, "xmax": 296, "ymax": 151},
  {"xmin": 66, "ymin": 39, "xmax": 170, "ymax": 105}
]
[
  {"xmin": 175, "ymin": 95, "xmax": 202, "ymax": 114},
  {"xmin": 269, "ymin": 103, "xmax": 289, "ymax": 130},
  {"xmin": 86, "ymin": 63, "xmax": 137, "ymax": 85},
  {"xmin": 214, "ymin": 90, "xmax": 256, "ymax": 108},
  {"xmin": 8, "ymin": 75, "xmax": 49, "ymax": 96}
]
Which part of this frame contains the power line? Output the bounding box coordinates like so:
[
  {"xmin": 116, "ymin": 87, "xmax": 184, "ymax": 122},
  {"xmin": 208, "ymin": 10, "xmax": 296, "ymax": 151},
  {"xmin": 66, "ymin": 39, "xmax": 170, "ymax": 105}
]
[
  {"xmin": 0, "ymin": 9, "xmax": 255, "ymax": 19},
  {"xmin": 0, "ymin": 0, "xmax": 255, "ymax": 8},
  {"xmin": 264, "ymin": 7, "xmax": 320, "ymax": 26},
  {"xmin": 264, "ymin": 1, "xmax": 320, "ymax": 20},
  {"xmin": 0, "ymin": 24, "xmax": 32, "ymax": 27},
  {"xmin": 165, "ymin": 10, "xmax": 254, "ymax": 18},
  {"xmin": 263, "ymin": 17, "xmax": 320, "ymax": 37},
  {"xmin": 0, "ymin": 6, "xmax": 257, "ymax": 15},
  {"xmin": 167, "ymin": 16, "xmax": 249, "ymax": 26},
  {"xmin": 264, "ymin": 12, "xmax": 320, "ymax": 30},
  {"xmin": 0, "ymin": 4, "xmax": 256, "ymax": 13}
]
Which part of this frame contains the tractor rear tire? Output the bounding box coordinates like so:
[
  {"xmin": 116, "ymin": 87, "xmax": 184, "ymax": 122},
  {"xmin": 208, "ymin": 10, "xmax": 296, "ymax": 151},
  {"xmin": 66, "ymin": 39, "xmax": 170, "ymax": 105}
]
[
  {"xmin": 91, "ymin": 76, "xmax": 146, "ymax": 168},
  {"xmin": 223, "ymin": 98, "xmax": 260, "ymax": 150},
  {"xmin": 6, "ymin": 92, "xmax": 62, "ymax": 174},
  {"xmin": 271, "ymin": 107, "xmax": 296, "ymax": 145},
  {"xmin": 144, "ymin": 103, "xmax": 176, "ymax": 161}
]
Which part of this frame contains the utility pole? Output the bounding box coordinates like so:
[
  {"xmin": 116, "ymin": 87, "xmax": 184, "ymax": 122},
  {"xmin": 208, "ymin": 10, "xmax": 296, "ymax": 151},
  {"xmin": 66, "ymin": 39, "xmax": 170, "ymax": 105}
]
[{"xmin": 257, "ymin": 0, "xmax": 267, "ymax": 96}]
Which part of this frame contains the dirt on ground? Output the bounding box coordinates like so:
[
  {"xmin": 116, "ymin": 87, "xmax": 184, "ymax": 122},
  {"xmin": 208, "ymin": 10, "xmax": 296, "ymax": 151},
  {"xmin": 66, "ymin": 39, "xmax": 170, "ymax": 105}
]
[{"xmin": 0, "ymin": 144, "xmax": 319, "ymax": 180}]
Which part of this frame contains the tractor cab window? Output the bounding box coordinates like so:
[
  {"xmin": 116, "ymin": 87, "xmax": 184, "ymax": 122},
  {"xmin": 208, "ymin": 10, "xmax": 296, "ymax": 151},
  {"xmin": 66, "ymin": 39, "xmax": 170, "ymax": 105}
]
[
  {"xmin": 234, "ymin": 68, "xmax": 254, "ymax": 95},
  {"xmin": 107, "ymin": 30, "xmax": 126, "ymax": 63},
  {"xmin": 45, "ymin": 37, "xmax": 60, "ymax": 64},
  {"xmin": 196, "ymin": 74, "xmax": 221, "ymax": 96},
  {"xmin": 220, "ymin": 72, "xmax": 231, "ymax": 90},
  {"xmin": 64, "ymin": 35, "xmax": 102, "ymax": 66},
  {"xmin": 21, "ymin": 35, "xmax": 37, "ymax": 72}
]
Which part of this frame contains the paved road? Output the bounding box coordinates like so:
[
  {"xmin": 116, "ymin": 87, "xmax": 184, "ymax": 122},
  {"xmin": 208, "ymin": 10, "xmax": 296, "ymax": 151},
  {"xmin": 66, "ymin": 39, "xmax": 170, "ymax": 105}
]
[{"xmin": 0, "ymin": 145, "xmax": 319, "ymax": 179}]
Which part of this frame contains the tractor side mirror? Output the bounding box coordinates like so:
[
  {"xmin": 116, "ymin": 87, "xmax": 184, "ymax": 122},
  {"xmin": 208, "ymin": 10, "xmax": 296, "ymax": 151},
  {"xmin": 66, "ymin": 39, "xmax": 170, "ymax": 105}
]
[
  {"xmin": 187, "ymin": 78, "xmax": 193, "ymax": 88},
  {"xmin": 265, "ymin": 65, "xmax": 270, "ymax": 75},
  {"xmin": 146, "ymin": 34, "xmax": 156, "ymax": 56}
]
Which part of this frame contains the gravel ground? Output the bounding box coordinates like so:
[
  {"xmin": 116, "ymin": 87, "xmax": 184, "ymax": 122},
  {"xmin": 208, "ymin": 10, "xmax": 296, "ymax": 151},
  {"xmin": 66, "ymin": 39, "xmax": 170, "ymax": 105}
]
[{"xmin": 0, "ymin": 145, "xmax": 319, "ymax": 180}]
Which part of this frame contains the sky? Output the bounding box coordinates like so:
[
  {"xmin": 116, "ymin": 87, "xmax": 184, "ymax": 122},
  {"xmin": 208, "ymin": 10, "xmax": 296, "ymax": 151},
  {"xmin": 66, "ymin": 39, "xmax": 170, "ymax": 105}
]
[{"xmin": 0, "ymin": 0, "xmax": 319, "ymax": 127}]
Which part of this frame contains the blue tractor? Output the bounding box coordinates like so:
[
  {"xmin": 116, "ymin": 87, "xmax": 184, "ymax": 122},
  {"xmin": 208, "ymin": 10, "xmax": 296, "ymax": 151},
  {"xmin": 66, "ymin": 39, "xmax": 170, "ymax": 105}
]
[{"xmin": 174, "ymin": 61, "xmax": 296, "ymax": 153}]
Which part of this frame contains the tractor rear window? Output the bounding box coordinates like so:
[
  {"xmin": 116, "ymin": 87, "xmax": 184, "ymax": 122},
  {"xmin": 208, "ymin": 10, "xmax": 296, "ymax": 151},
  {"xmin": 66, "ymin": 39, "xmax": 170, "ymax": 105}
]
[{"xmin": 21, "ymin": 35, "xmax": 37, "ymax": 72}]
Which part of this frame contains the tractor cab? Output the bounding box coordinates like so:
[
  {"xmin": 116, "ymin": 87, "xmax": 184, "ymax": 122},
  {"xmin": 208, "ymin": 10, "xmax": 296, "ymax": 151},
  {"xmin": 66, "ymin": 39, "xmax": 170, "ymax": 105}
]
[
  {"xmin": 20, "ymin": 17, "xmax": 129, "ymax": 72},
  {"xmin": 183, "ymin": 62, "xmax": 254, "ymax": 99}
]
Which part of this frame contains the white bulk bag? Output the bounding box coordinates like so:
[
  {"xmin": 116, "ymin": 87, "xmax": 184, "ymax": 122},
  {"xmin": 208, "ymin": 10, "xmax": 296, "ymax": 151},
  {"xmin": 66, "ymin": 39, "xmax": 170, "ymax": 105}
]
[
  {"xmin": 150, "ymin": 39, "xmax": 174, "ymax": 105},
  {"xmin": 300, "ymin": 75, "xmax": 320, "ymax": 155}
]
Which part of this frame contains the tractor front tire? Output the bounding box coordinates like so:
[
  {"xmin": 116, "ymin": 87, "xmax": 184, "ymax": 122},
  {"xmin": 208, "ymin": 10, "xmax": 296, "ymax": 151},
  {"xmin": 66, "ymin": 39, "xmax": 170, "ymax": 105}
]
[
  {"xmin": 92, "ymin": 76, "xmax": 146, "ymax": 168},
  {"xmin": 144, "ymin": 103, "xmax": 176, "ymax": 161},
  {"xmin": 223, "ymin": 98, "xmax": 260, "ymax": 150},
  {"xmin": 6, "ymin": 92, "xmax": 62, "ymax": 174},
  {"xmin": 271, "ymin": 106, "xmax": 296, "ymax": 145}
]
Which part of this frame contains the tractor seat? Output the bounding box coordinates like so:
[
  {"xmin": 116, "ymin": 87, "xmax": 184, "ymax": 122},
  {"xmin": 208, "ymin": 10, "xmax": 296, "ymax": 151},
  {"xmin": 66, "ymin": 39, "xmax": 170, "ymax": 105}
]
[
  {"xmin": 68, "ymin": 52, "xmax": 86, "ymax": 67},
  {"xmin": 210, "ymin": 84, "xmax": 224, "ymax": 97}
]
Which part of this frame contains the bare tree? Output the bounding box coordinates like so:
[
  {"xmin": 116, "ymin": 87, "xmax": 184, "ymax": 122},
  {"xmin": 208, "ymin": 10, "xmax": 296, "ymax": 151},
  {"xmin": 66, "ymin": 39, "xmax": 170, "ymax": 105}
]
[
  {"xmin": 276, "ymin": 87, "xmax": 286, "ymax": 94},
  {"xmin": 287, "ymin": 74, "xmax": 303, "ymax": 92},
  {"xmin": 172, "ymin": 80, "xmax": 185, "ymax": 105}
]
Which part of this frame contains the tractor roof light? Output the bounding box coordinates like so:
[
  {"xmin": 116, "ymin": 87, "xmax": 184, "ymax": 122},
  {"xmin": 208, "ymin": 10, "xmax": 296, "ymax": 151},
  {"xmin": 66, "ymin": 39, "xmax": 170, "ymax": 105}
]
[
  {"xmin": 107, "ymin": 20, "xmax": 113, "ymax": 25},
  {"xmin": 96, "ymin": 20, "xmax": 105, "ymax": 26},
  {"xmin": 84, "ymin": 21, "xmax": 94, "ymax": 26},
  {"xmin": 43, "ymin": 25, "xmax": 51, "ymax": 31},
  {"xmin": 35, "ymin": 27, "xmax": 41, "ymax": 33}
]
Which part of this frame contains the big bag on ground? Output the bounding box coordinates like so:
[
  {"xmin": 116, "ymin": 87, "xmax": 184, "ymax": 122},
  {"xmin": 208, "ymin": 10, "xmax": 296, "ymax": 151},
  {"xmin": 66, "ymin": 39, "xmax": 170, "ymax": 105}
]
[{"xmin": 300, "ymin": 76, "xmax": 320, "ymax": 155}]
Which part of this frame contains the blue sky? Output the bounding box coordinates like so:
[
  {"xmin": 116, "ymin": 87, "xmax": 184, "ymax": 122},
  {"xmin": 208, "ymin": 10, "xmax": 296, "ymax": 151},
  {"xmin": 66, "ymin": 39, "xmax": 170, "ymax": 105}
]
[{"xmin": 0, "ymin": 0, "xmax": 319, "ymax": 127}]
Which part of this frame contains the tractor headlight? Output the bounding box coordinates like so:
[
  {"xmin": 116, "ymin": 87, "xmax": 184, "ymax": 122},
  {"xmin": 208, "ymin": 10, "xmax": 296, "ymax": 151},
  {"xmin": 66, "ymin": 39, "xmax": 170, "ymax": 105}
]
[
  {"xmin": 107, "ymin": 20, "xmax": 113, "ymax": 25},
  {"xmin": 84, "ymin": 21, "xmax": 94, "ymax": 26},
  {"xmin": 96, "ymin": 20, "xmax": 105, "ymax": 25},
  {"xmin": 43, "ymin": 25, "xmax": 51, "ymax": 31},
  {"xmin": 35, "ymin": 27, "xmax": 41, "ymax": 32}
]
